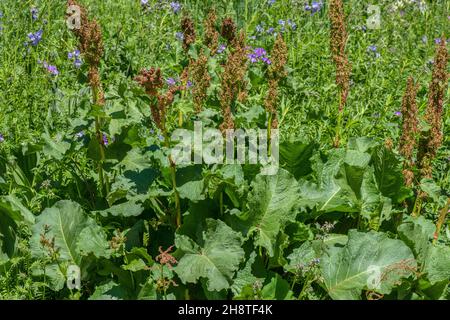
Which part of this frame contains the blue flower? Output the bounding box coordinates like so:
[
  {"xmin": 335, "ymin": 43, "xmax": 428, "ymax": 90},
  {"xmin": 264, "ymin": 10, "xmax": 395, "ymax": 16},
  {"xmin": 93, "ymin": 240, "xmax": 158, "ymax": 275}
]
[
  {"xmin": 166, "ymin": 78, "xmax": 176, "ymax": 86},
  {"xmin": 102, "ymin": 134, "xmax": 109, "ymax": 146},
  {"xmin": 68, "ymin": 50, "xmax": 82, "ymax": 68},
  {"xmin": 217, "ymin": 44, "xmax": 226, "ymax": 53},
  {"xmin": 140, "ymin": 0, "xmax": 149, "ymax": 5},
  {"xmin": 394, "ymin": 111, "xmax": 402, "ymax": 117},
  {"xmin": 0, "ymin": 133, "xmax": 4, "ymax": 143},
  {"xmin": 175, "ymin": 32, "xmax": 184, "ymax": 41},
  {"xmin": 267, "ymin": 0, "xmax": 275, "ymax": 6},
  {"xmin": 31, "ymin": 7, "xmax": 38, "ymax": 20},
  {"xmin": 256, "ymin": 24, "xmax": 264, "ymax": 34},
  {"xmin": 75, "ymin": 131, "xmax": 85, "ymax": 139},
  {"xmin": 39, "ymin": 60, "xmax": 59, "ymax": 75},
  {"xmin": 27, "ymin": 29, "xmax": 43, "ymax": 46},
  {"xmin": 305, "ymin": 1, "xmax": 323, "ymax": 14},
  {"xmin": 287, "ymin": 19, "xmax": 297, "ymax": 31},
  {"xmin": 266, "ymin": 27, "xmax": 275, "ymax": 35},
  {"xmin": 170, "ymin": 2, "xmax": 181, "ymax": 14}
]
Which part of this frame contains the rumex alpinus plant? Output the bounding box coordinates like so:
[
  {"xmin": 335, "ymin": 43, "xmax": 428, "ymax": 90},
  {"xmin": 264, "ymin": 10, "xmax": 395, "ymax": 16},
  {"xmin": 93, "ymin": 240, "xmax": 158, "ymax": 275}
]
[
  {"xmin": 181, "ymin": 14, "xmax": 196, "ymax": 52},
  {"xmin": 219, "ymin": 31, "xmax": 248, "ymax": 132},
  {"xmin": 66, "ymin": 0, "xmax": 108, "ymax": 195},
  {"xmin": 399, "ymin": 77, "xmax": 420, "ymax": 187},
  {"xmin": 220, "ymin": 17, "xmax": 236, "ymax": 45},
  {"xmin": 418, "ymin": 36, "xmax": 448, "ymax": 180},
  {"xmin": 204, "ymin": 8, "xmax": 219, "ymax": 55},
  {"xmin": 134, "ymin": 67, "xmax": 184, "ymax": 228},
  {"xmin": 329, "ymin": 0, "xmax": 351, "ymax": 147},
  {"xmin": 265, "ymin": 34, "xmax": 288, "ymax": 130},
  {"xmin": 190, "ymin": 51, "xmax": 211, "ymax": 113}
]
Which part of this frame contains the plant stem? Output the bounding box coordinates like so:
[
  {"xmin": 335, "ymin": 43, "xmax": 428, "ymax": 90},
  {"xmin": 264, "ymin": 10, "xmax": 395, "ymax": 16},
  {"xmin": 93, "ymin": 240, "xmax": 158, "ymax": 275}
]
[{"xmin": 433, "ymin": 198, "xmax": 450, "ymax": 244}]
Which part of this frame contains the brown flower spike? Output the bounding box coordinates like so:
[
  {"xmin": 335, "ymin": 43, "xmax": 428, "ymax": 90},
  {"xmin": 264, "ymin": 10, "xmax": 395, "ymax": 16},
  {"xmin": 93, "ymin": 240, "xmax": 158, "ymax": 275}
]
[
  {"xmin": 190, "ymin": 51, "xmax": 211, "ymax": 113},
  {"xmin": 265, "ymin": 34, "xmax": 288, "ymax": 129},
  {"xmin": 219, "ymin": 31, "xmax": 248, "ymax": 132},
  {"xmin": 181, "ymin": 14, "xmax": 196, "ymax": 52},
  {"xmin": 418, "ymin": 36, "xmax": 448, "ymax": 179},
  {"xmin": 329, "ymin": 0, "xmax": 351, "ymax": 113},
  {"xmin": 399, "ymin": 77, "xmax": 420, "ymax": 186},
  {"xmin": 221, "ymin": 17, "xmax": 237, "ymax": 45},
  {"xmin": 67, "ymin": 0, "xmax": 105, "ymax": 106},
  {"xmin": 204, "ymin": 9, "xmax": 219, "ymax": 55}
]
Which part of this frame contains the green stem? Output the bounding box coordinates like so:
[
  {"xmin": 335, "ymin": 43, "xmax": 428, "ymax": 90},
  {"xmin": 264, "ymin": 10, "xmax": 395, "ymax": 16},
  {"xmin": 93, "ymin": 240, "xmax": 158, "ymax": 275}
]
[{"xmin": 433, "ymin": 198, "xmax": 450, "ymax": 244}]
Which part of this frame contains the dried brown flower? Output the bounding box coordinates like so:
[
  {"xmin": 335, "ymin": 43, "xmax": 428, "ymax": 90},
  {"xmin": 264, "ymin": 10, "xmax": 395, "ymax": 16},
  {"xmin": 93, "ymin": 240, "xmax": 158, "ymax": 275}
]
[
  {"xmin": 190, "ymin": 52, "xmax": 211, "ymax": 112},
  {"xmin": 265, "ymin": 34, "xmax": 288, "ymax": 129},
  {"xmin": 155, "ymin": 245, "xmax": 178, "ymax": 269},
  {"xmin": 181, "ymin": 14, "xmax": 196, "ymax": 52},
  {"xmin": 219, "ymin": 31, "xmax": 248, "ymax": 131},
  {"xmin": 221, "ymin": 17, "xmax": 236, "ymax": 45},
  {"xmin": 399, "ymin": 77, "xmax": 420, "ymax": 186},
  {"xmin": 418, "ymin": 36, "xmax": 448, "ymax": 179},
  {"xmin": 329, "ymin": 0, "xmax": 351, "ymax": 113},
  {"xmin": 204, "ymin": 9, "xmax": 219, "ymax": 55},
  {"xmin": 67, "ymin": 0, "xmax": 105, "ymax": 106}
]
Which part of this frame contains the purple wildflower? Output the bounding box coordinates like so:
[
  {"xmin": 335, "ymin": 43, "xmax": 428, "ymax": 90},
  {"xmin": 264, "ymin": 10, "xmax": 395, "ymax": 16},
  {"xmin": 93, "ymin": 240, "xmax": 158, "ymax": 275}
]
[
  {"xmin": 75, "ymin": 131, "xmax": 85, "ymax": 139},
  {"xmin": 287, "ymin": 19, "xmax": 297, "ymax": 31},
  {"xmin": 170, "ymin": 2, "xmax": 181, "ymax": 14},
  {"xmin": 434, "ymin": 38, "xmax": 441, "ymax": 44},
  {"xmin": 256, "ymin": 24, "xmax": 264, "ymax": 34},
  {"xmin": 217, "ymin": 44, "xmax": 226, "ymax": 53},
  {"xmin": 394, "ymin": 111, "xmax": 402, "ymax": 117},
  {"xmin": 0, "ymin": 133, "xmax": 4, "ymax": 143},
  {"xmin": 266, "ymin": 27, "xmax": 275, "ymax": 35},
  {"xmin": 68, "ymin": 50, "xmax": 82, "ymax": 68},
  {"xmin": 102, "ymin": 134, "xmax": 109, "ymax": 146},
  {"xmin": 166, "ymin": 78, "xmax": 176, "ymax": 86},
  {"xmin": 31, "ymin": 7, "xmax": 38, "ymax": 20},
  {"xmin": 39, "ymin": 60, "xmax": 59, "ymax": 75},
  {"xmin": 367, "ymin": 45, "xmax": 381, "ymax": 58},
  {"xmin": 141, "ymin": 0, "xmax": 149, "ymax": 5},
  {"xmin": 27, "ymin": 29, "xmax": 43, "ymax": 46},
  {"xmin": 187, "ymin": 80, "xmax": 193, "ymax": 88},
  {"xmin": 305, "ymin": 1, "xmax": 323, "ymax": 14},
  {"xmin": 175, "ymin": 32, "xmax": 184, "ymax": 41},
  {"xmin": 158, "ymin": 134, "xmax": 164, "ymax": 141}
]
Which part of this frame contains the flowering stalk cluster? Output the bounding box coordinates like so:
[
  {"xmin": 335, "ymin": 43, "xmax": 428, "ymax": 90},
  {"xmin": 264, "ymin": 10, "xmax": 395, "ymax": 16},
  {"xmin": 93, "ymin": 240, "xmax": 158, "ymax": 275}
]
[
  {"xmin": 135, "ymin": 67, "xmax": 187, "ymax": 227},
  {"xmin": 329, "ymin": 0, "xmax": 351, "ymax": 147},
  {"xmin": 190, "ymin": 52, "xmax": 211, "ymax": 113},
  {"xmin": 203, "ymin": 9, "xmax": 219, "ymax": 55},
  {"xmin": 67, "ymin": 0, "xmax": 104, "ymax": 106},
  {"xmin": 181, "ymin": 14, "xmax": 196, "ymax": 52},
  {"xmin": 418, "ymin": 36, "xmax": 448, "ymax": 179},
  {"xmin": 399, "ymin": 77, "xmax": 419, "ymax": 187},
  {"xmin": 220, "ymin": 17, "xmax": 237, "ymax": 45},
  {"xmin": 265, "ymin": 34, "xmax": 288, "ymax": 130},
  {"xmin": 219, "ymin": 31, "xmax": 248, "ymax": 132},
  {"xmin": 67, "ymin": 0, "xmax": 108, "ymax": 195}
]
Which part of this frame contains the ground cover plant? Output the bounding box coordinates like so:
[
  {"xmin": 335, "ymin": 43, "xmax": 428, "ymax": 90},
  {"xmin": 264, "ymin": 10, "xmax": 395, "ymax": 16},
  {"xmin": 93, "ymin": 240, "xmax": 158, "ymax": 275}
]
[{"xmin": 0, "ymin": 0, "xmax": 449, "ymax": 300}]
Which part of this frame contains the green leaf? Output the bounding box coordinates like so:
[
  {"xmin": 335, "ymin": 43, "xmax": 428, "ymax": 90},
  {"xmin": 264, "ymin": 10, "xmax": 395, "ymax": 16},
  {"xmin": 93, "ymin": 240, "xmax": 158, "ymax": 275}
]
[
  {"xmin": 279, "ymin": 141, "xmax": 316, "ymax": 179},
  {"xmin": 371, "ymin": 146, "xmax": 411, "ymax": 203},
  {"xmin": 94, "ymin": 201, "xmax": 144, "ymax": 217},
  {"xmin": 76, "ymin": 223, "xmax": 111, "ymax": 258},
  {"xmin": 321, "ymin": 230, "xmax": 416, "ymax": 300},
  {"xmin": 231, "ymin": 252, "xmax": 264, "ymax": 296},
  {"xmin": 234, "ymin": 169, "xmax": 299, "ymax": 256},
  {"xmin": 260, "ymin": 273, "xmax": 294, "ymax": 300},
  {"xmin": 175, "ymin": 219, "xmax": 244, "ymax": 291}
]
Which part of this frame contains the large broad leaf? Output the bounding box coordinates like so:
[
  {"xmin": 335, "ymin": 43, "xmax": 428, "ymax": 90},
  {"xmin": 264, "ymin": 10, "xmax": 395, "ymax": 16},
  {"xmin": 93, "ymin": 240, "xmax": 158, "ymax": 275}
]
[
  {"xmin": 296, "ymin": 150, "xmax": 361, "ymax": 213},
  {"xmin": 0, "ymin": 195, "xmax": 34, "ymax": 264},
  {"xmin": 398, "ymin": 217, "xmax": 449, "ymax": 286},
  {"xmin": 371, "ymin": 146, "xmax": 411, "ymax": 203},
  {"xmin": 175, "ymin": 219, "xmax": 244, "ymax": 292},
  {"xmin": 279, "ymin": 141, "xmax": 317, "ymax": 179},
  {"xmin": 30, "ymin": 200, "xmax": 108, "ymax": 264},
  {"xmin": 233, "ymin": 168, "xmax": 299, "ymax": 256},
  {"xmin": 321, "ymin": 230, "xmax": 416, "ymax": 300}
]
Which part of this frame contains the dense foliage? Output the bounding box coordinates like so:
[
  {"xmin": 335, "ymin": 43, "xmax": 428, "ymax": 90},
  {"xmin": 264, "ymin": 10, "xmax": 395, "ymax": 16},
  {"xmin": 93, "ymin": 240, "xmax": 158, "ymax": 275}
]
[{"xmin": 0, "ymin": 0, "xmax": 449, "ymax": 300}]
